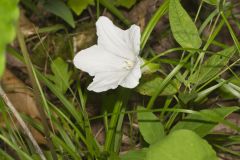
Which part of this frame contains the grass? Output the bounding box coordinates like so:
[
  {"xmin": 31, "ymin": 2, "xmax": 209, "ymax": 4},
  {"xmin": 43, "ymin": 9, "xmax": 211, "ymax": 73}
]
[{"xmin": 0, "ymin": 0, "xmax": 240, "ymax": 160}]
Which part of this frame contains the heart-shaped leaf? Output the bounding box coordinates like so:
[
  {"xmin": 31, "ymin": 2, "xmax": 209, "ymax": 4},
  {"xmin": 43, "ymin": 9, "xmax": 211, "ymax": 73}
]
[
  {"xmin": 137, "ymin": 106, "xmax": 165, "ymax": 144},
  {"xmin": 146, "ymin": 130, "xmax": 218, "ymax": 160},
  {"xmin": 120, "ymin": 148, "xmax": 148, "ymax": 160}
]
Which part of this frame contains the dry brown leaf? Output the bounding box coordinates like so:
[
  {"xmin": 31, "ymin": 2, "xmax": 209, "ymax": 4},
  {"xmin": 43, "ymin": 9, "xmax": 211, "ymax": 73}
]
[
  {"xmin": 29, "ymin": 124, "xmax": 47, "ymax": 144},
  {"xmin": 214, "ymin": 113, "xmax": 240, "ymax": 160},
  {"xmin": 0, "ymin": 69, "xmax": 47, "ymax": 144},
  {"xmin": 73, "ymin": 27, "xmax": 96, "ymax": 52},
  {"xmin": 19, "ymin": 9, "xmax": 38, "ymax": 37},
  {"xmin": 213, "ymin": 113, "xmax": 240, "ymax": 134},
  {"xmin": 128, "ymin": 0, "xmax": 156, "ymax": 31},
  {"xmin": 1, "ymin": 69, "xmax": 40, "ymax": 118}
]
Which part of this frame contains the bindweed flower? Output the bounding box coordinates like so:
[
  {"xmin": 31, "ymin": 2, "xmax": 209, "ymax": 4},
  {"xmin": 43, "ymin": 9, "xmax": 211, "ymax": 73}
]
[{"xmin": 73, "ymin": 16, "xmax": 142, "ymax": 92}]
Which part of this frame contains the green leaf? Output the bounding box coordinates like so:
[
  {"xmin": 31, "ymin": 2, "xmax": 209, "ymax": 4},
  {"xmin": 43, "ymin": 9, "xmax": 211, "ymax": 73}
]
[
  {"xmin": 171, "ymin": 107, "xmax": 239, "ymax": 137},
  {"xmin": 99, "ymin": 0, "xmax": 131, "ymax": 26},
  {"xmin": 114, "ymin": 0, "xmax": 136, "ymax": 9},
  {"xmin": 189, "ymin": 47, "xmax": 236, "ymax": 84},
  {"xmin": 203, "ymin": 0, "xmax": 217, "ymax": 5},
  {"xmin": 109, "ymin": 152, "xmax": 121, "ymax": 160},
  {"xmin": 0, "ymin": 54, "xmax": 6, "ymax": 77},
  {"xmin": 43, "ymin": 0, "xmax": 75, "ymax": 28},
  {"xmin": 137, "ymin": 106, "xmax": 165, "ymax": 144},
  {"xmin": 169, "ymin": 0, "xmax": 202, "ymax": 49},
  {"xmin": 136, "ymin": 75, "xmax": 180, "ymax": 96},
  {"xmin": 140, "ymin": 0, "xmax": 169, "ymax": 49},
  {"xmin": 229, "ymin": 76, "xmax": 240, "ymax": 87},
  {"xmin": 0, "ymin": 0, "xmax": 19, "ymax": 77},
  {"xmin": 47, "ymin": 57, "xmax": 73, "ymax": 94},
  {"xmin": 0, "ymin": 135, "xmax": 33, "ymax": 160},
  {"xmin": 68, "ymin": 0, "xmax": 94, "ymax": 15},
  {"xmin": 141, "ymin": 58, "xmax": 160, "ymax": 74},
  {"xmin": 178, "ymin": 91, "xmax": 198, "ymax": 104},
  {"xmin": 120, "ymin": 149, "xmax": 148, "ymax": 160},
  {"xmin": 146, "ymin": 130, "xmax": 218, "ymax": 160}
]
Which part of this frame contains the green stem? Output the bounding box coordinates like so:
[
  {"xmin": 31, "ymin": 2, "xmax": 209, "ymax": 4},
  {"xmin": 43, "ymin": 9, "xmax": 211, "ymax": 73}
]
[
  {"xmin": 96, "ymin": 0, "xmax": 100, "ymax": 18},
  {"xmin": 194, "ymin": 0, "xmax": 203, "ymax": 23}
]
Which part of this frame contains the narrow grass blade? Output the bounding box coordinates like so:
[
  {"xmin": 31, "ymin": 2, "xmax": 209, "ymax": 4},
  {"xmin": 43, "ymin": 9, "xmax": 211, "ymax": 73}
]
[
  {"xmin": 141, "ymin": 0, "xmax": 169, "ymax": 50},
  {"xmin": 0, "ymin": 135, "xmax": 33, "ymax": 160}
]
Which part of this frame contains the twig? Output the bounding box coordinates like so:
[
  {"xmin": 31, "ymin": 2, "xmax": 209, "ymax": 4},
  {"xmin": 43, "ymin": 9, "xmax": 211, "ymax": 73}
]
[{"xmin": 0, "ymin": 85, "xmax": 46, "ymax": 160}]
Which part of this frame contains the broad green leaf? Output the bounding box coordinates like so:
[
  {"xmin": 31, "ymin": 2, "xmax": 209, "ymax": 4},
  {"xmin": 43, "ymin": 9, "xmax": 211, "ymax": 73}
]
[
  {"xmin": 114, "ymin": 0, "xmax": 136, "ymax": 9},
  {"xmin": 203, "ymin": 0, "xmax": 217, "ymax": 5},
  {"xmin": 136, "ymin": 75, "xmax": 180, "ymax": 96},
  {"xmin": 0, "ymin": 0, "xmax": 19, "ymax": 77},
  {"xmin": 190, "ymin": 47, "xmax": 236, "ymax": 84},
  {"xmin": 0, "ymin": 54, "xmax": 5, "ymax": 77},
  {"xmin": 141, "ymin": 58, "xmax": 160, "ymax": 74},
  {"xmin": 137, "ymin": 106, "xmax": 165, "ymax": 144},
  {"xmin": 178, "ymin": 91, "xmax": 198, "ymax": 104},
  {"xmin": 68, "ymin": 0, "xmax": 94, "ymax": 15},
  {"xmin": 169, "ymin": 0, "xmax": 202, "ymax": 49},
  {"xmin": 146, "ymin": 130, "xmax": 218, "ymax": 160},
  {"xmin": 120, "ymin": 148, "xmax": 148, "ymax": 160},
  {"xmin": 171, "ymin": 107, "xmax": 239, "ymax": 137},
  {"xmin": 43, "ymin": 0, "xmax": 75, "ymax": 28},
  {"xmin": 47, "ymin": 57, "xmax": 73, "ymax": 94}
]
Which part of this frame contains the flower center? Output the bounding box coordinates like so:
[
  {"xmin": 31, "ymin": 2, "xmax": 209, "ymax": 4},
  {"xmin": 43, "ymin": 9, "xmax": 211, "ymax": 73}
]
[{"xmin": 124, "ymin": 60, "xmax": 135, "ymax": 70}]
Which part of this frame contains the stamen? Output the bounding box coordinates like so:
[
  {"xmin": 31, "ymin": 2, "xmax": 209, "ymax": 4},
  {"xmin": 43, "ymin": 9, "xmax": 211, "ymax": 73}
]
[{"xmin": 124, "ymin": 60, "xmax": 135, "ymax": 70}]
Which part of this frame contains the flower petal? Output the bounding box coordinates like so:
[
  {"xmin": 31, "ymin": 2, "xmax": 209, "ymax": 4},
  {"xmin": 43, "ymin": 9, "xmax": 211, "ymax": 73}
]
[
  {"xmin": 120, "ymin": 57, "xmax": 142, "ymax": 88},
  {"xmin": 73, "ymin": 45, "xmax": 126, "ymax": 76},
  {"xmin": 88, "ymin": 71, "xmax": 127, "ymax": 92},
  {"xmin": 96, "ymin": 16, "xmax": 141, "ymax": 61},
  {"xmin": 128, "ymin": 25, "xmax": 141, "ymax": 55},
  {"xmin": 73, "ymin": 16, "xmax": 142, "ymax": 92}
]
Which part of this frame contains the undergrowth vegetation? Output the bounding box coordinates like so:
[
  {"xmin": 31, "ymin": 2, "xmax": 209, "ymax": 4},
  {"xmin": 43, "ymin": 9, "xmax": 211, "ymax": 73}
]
[{"xmin": 0, "ymin": 0, "xmax": 239, "ymax": 160}]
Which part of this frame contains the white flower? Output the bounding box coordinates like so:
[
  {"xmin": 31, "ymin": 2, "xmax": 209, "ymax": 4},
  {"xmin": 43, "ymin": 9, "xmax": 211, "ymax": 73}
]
[{"xmin": 73, "ymin": 16, "xmax": 142, "ymax": 92}]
